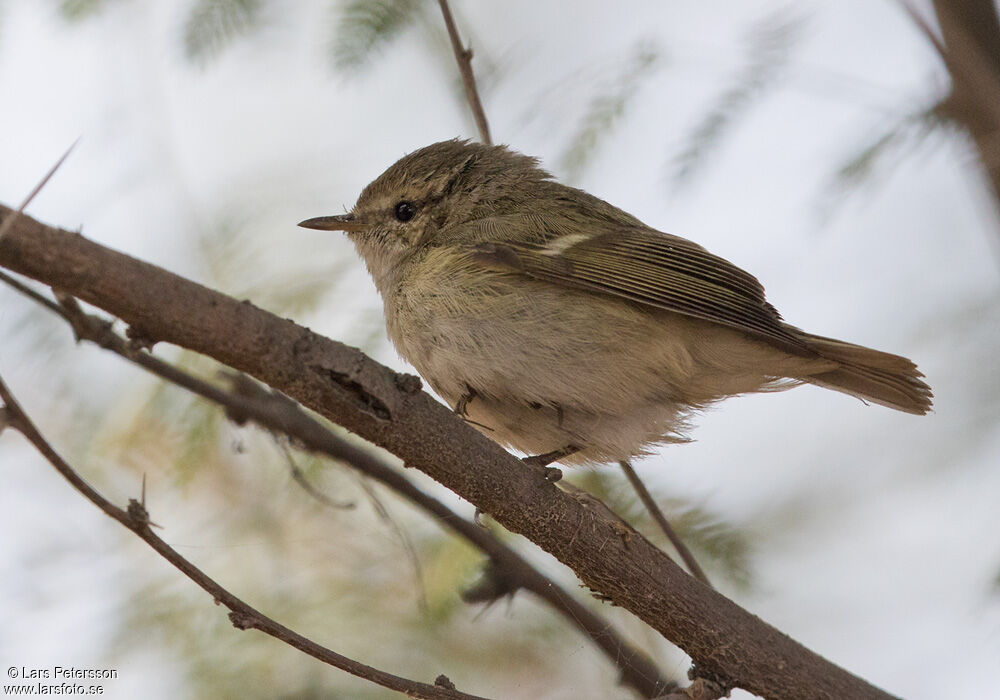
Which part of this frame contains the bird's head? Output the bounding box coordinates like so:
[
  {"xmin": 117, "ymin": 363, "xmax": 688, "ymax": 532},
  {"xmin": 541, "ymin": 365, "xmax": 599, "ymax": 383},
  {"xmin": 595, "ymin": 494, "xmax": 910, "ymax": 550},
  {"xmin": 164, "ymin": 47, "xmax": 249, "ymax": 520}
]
[{"xmin": 299, "ymin": 139, "xmax": 547, "ymax": 290}]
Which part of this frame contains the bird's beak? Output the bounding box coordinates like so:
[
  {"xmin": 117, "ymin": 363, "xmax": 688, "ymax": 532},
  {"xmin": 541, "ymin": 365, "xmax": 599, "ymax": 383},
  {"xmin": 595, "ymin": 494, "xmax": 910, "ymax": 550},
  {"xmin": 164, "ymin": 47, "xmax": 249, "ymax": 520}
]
[{"xmin": 297, "ymin": 213, "xmax": 363, "ymax": 232}]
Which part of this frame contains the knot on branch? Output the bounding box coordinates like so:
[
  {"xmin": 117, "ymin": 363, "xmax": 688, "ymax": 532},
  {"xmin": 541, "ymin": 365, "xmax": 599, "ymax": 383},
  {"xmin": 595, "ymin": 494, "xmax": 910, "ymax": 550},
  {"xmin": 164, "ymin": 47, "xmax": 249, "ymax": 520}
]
[
  {"xmin": 657, "ymin": 677, "xmax": 729, "ymax": 700},
  {"xmin": 685, "ymin": 677, "xmax": 729, "ymax": 700},
  {"xmin": 394, "ymin": 372, "xmax": 422, "ymax": 394},
  {"xmin": 433, "ymin": 674, "xmax": 456, "ymax": 690},
  {"xmin": 223, "ymin": 372, "xmax": 265, "ymax": 426},
  {"xmin": 126, "ymin": 498, "xmax": 152, "ymax": 532},
  {"xmin": 54, "ymin": 292, "xmax": 118, "ymax": 349},
  {"xmin": 228, "ymin": 610, "xmax": 259, "ymax": 631},
  {"xmin": 676, "ymin": 665, "xmax": 732, "ymax": 700},
  {"xmin": 125, "ymin": 325, "xmax": 157, "ymax": 352}
]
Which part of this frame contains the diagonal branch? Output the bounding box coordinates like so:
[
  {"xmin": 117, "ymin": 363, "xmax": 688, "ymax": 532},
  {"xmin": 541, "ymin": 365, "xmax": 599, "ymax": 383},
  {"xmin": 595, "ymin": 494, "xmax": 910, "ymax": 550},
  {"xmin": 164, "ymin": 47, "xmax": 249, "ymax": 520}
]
[
  {"xmin": 437, "ymin": 0, "xmax": 492, "ymax": 145},
  {"xmin": 0, "ymin": 205, "xmax": 900, "ymax": 700},
  {"xmin": 0, "ymin": 370, "xmax": 487, "ymax": 700},
  {"xmin": 0, "ymin": 268, "xmax": 675, "ymax": 698}
]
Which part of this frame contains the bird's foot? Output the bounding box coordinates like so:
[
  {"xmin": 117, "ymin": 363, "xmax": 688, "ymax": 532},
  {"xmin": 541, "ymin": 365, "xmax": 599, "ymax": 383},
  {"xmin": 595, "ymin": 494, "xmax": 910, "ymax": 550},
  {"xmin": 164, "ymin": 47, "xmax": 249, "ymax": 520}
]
[{"xmin": 522, "ymin": 445, "xmax": 580, "ymax": 481}]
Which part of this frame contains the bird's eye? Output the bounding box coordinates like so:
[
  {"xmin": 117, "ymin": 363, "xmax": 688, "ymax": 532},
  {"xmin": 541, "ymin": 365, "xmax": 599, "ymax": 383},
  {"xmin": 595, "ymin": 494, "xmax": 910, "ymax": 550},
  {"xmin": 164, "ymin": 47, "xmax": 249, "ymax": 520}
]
[{"xmin": 394, "ymin": 201, "xmax": 417, "ymax": 222}]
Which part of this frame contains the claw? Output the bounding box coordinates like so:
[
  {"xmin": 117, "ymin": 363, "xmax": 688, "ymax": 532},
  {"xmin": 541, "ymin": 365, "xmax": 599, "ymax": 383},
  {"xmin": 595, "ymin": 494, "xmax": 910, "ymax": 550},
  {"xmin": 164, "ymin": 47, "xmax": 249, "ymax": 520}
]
[
  {"xmin": 522, "ymin": 445, "xmax": 579, "ymax": 473},
  {"xmin": 454, "ymin": 385, "xmax": 477, "ymax": 418}
]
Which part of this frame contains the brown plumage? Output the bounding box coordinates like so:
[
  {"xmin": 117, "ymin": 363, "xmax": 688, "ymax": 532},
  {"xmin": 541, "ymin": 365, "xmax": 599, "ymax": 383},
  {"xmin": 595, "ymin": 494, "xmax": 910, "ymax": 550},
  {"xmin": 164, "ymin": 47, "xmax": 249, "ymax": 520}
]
[{"xmin": 300, "ymin": 140, "xmax": 932, "ymax": 465}]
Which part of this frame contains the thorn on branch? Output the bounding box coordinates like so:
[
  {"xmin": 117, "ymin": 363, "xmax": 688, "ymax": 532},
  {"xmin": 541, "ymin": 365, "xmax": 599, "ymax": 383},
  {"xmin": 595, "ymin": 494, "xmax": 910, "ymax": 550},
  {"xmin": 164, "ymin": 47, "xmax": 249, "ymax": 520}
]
[{"xmin": 0, "ymin": 137, "xmax": 78, "ymax": 241}]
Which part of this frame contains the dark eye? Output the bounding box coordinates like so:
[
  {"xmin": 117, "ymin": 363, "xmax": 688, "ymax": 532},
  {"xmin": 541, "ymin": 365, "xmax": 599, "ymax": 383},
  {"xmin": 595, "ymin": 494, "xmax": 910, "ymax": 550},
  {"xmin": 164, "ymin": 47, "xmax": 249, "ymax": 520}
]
[{"xmin": 394, "ymin": 201, "xmax": 417, "ymax": 222}]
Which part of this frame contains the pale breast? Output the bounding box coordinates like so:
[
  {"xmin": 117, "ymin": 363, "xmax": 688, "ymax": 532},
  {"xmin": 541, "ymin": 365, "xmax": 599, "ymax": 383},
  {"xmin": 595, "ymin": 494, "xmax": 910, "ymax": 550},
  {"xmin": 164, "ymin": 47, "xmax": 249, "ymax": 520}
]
[{"xmin": 383, "ymin": 247, "xmax": 706, "ymax": 412}]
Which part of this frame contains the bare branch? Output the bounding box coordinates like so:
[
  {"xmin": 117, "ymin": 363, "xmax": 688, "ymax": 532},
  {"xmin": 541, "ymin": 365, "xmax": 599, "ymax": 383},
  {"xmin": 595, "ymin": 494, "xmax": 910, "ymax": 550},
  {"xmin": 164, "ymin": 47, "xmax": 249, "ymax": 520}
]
[
  {"xmin": 437, "ymin": 0, "xmax": 492, "ymax": 145},
  {"xmin": 0, "ymin": 206, "xmax": 902, "ymax": 700},
  {"xmin": 0, "ymin": 269, "xmax": 675, "ymax": 698},
  {"xmin": 271, "ymin": 433, "xmax": 356, "ymax": 509},
  {"xmin": 0, "ymin": 370, "xmax": 488, "ymax": 700}
]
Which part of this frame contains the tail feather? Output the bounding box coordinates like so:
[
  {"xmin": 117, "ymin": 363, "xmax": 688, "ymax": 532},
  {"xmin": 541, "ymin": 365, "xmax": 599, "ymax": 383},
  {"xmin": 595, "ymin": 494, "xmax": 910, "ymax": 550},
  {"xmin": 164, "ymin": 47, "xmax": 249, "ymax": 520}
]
[{"xmin": 794, "ymin": 331, "xmax": 932, "ymax": 415}]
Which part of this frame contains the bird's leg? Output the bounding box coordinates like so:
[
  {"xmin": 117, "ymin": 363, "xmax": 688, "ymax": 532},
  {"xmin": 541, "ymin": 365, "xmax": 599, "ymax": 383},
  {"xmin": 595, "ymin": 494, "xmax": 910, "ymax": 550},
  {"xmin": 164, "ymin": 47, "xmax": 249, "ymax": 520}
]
[
  {"xmin": 454, "ymin": 385, "xmax": 495, "ymax": 432},
  {"xmin": 454, "ymin": 384, "xmax": 477, "ymax": 418},
  {"xmin": 522, "ymin": 444, "xmax": 579, "ymax": 482}
]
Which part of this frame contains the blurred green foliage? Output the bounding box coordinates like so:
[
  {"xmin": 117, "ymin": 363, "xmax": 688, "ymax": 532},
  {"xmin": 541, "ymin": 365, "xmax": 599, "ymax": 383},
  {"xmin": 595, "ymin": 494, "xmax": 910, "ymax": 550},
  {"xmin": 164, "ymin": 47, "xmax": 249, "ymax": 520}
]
[
  {"xmin": 183, "ymin": 0, "xmax": 263, "ymax": 65},
  {"xmin": 330, "ymin": 0, "xmax": 426, "ymax": 72},
  {"xmin": 559, "ymin": 42, "xmax": 662, "ymax": 180},
  {"xmin": 672, "ymin": 8, "xmax": 808, "ymax": 185},
  {"xmin": 58, "ymin": 0, "xmax": 111, "ymax": 22}
]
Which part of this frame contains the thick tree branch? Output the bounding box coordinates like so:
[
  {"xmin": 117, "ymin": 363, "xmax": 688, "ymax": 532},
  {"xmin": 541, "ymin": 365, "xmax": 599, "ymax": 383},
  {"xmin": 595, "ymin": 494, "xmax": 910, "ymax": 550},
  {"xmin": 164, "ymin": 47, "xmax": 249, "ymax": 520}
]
[
  {"xmin": 0, "ymin": 271, "xmax": 674, "ymax": 698},
  {"xmin": 0, "ymin": 205, "xmax": 899, "ymax": 700},
  {"xmin": 0, "ymin": 371, "xmax": 487, "ymax": 700}
]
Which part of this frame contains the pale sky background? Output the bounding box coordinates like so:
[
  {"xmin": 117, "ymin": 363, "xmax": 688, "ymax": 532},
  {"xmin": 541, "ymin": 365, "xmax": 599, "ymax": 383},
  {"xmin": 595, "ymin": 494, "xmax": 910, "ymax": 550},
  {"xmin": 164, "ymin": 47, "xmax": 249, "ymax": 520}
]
[{"xmin": 1, "ymin": 1, "xmax": 999, "ymax": 699}]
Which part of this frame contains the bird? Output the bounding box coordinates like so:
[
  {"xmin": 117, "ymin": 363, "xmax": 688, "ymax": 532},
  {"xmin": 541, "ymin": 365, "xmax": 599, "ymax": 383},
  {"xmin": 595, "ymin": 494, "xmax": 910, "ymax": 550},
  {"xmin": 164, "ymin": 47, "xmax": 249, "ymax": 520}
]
[{"xmin": 299, "ymin": 139, "xmax": 932, "ymax": 468}]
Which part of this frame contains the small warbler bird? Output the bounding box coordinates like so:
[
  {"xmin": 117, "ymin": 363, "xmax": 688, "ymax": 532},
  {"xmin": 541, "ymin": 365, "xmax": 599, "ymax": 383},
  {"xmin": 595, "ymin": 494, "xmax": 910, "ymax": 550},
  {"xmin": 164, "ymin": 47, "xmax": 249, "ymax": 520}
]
[{"xmin": 300, "ymin": 140, "xmax": 931, "ymax": 466}]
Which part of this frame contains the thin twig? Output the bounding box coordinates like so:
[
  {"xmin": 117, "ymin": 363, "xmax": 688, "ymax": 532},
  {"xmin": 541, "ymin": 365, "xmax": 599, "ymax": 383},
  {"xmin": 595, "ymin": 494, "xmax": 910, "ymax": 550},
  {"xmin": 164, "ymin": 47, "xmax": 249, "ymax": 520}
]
[
  {"xmin": 272, "ymin": 434, "xmax": 356, "ymax": 510},
  {"xmin": 619, "ymin": 460, "xmax": 712, "ymax": 589},
  {"xmin": 273, "ymin": 426, "xmax": 438, "ymax": 613},
  {"xmin": 271, "ymin": 427, "xmax": 429, "ymax": 612},
  {"xmin": 0, "ymin": 271, "xmax": 675, "ymax": 698},
  {"xmin": 347, "ymin": 461, "xmax": 432, "ymax": 615},
  {"xmin": 0, "ymin": 371, "xmax": 487, "ymax": 700},
  {"xmin": 437, "ymin": 0, "xmax": 492, "ymax": 145}
]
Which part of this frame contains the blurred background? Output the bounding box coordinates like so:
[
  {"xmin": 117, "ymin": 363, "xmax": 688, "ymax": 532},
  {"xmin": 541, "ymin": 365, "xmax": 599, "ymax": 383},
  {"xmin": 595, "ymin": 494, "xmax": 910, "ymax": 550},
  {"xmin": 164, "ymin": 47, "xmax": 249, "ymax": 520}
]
[{"xmin": 1, "ymin": 1, "xmax": 998, "ymax": 698}]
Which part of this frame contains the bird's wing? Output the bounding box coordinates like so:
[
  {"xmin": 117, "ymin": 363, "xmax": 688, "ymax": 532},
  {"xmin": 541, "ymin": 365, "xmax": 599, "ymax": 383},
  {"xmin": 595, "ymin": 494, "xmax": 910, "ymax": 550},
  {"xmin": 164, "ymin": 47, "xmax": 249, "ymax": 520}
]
[{"xmin": 460, "ymin": 217, "xmax": 810, "ymax": 354}]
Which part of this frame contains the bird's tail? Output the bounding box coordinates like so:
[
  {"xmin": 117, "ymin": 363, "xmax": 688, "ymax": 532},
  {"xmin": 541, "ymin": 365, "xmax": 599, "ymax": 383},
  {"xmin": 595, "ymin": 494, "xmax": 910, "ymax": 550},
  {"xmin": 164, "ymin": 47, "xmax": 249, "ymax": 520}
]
[{"xmin": 794, "ymin": 331, "xmax": 933, "ymax": 415}]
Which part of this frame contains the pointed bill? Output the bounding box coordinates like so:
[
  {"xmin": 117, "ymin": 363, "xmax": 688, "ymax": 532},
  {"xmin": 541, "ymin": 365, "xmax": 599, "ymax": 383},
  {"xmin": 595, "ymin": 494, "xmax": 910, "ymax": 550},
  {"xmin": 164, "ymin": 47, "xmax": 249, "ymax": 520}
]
[{"xmin": 297, "ymin": 214, "xmax": 363, "ymax": 232}]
